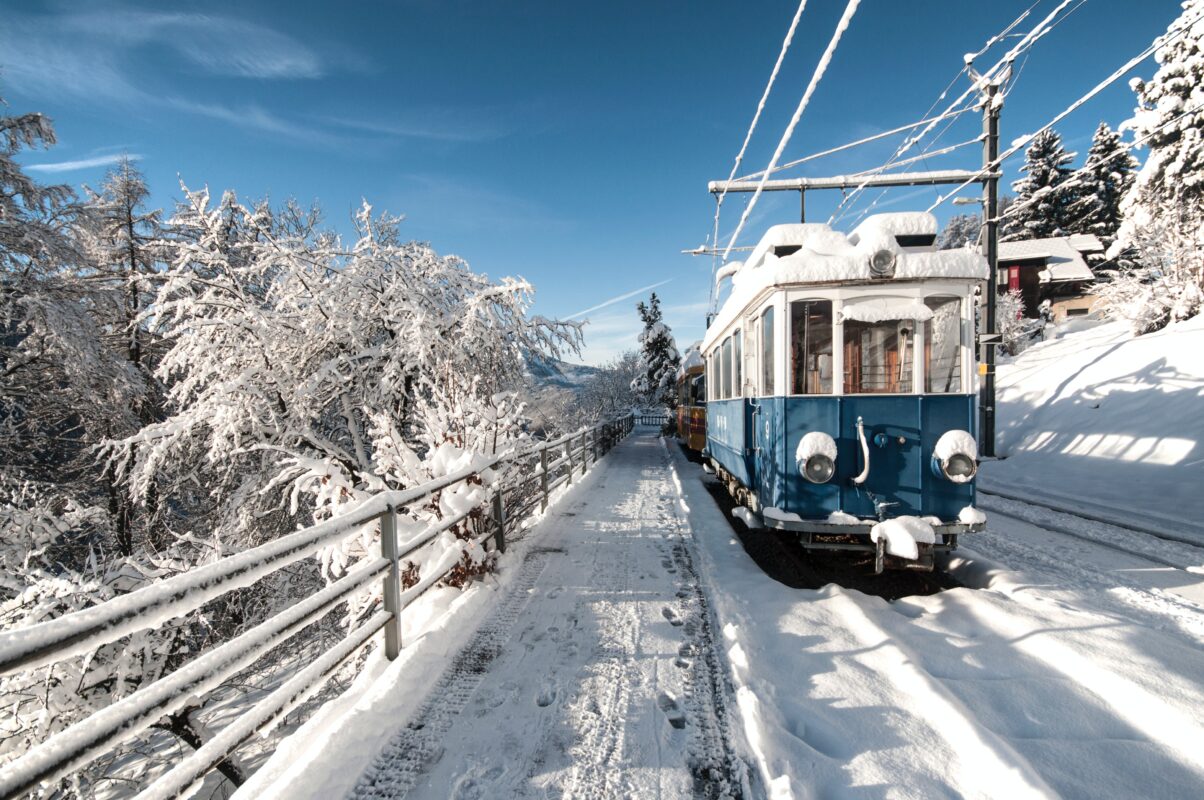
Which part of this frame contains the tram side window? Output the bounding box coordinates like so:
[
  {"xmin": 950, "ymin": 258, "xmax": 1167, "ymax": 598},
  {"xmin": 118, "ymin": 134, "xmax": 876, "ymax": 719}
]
[
  {"xmin": 727, "ymin": 327, "xmax": 736, "ymax": 397},
  {"xmin": 844, "ymin": 318, "xmax": 915, "ymax": 394},
  {"xmin": 925, "ymin": 296, "xmax": 963, "ymax": 393},
  {"xmin": 790, "ymin": 300, "xmax": 833, "ymax": 394},
  {"xmin": 761, "ymin": 306, "xmax": 774, "ymax": 395},
  {"xmin": 721, "ymin": 336, "xmax": 733, "ymax": 400},
  {"xmin": 692, "ymin": 374, "xmax": 706, "ymax": 405}
]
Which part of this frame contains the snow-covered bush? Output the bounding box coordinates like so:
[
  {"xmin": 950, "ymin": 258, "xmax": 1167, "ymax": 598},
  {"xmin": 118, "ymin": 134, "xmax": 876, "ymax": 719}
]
[{"xmin": 998, "ymin": 289, "xmax": 1043, "ymax": 355}]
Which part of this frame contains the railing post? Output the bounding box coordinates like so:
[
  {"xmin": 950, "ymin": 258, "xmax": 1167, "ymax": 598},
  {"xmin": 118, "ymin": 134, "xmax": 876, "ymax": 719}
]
[
  {"xmin": 567, "ymin": 436, "xmax": 574, "ymax": 485},
  {"xmin": 540, "ymin": 445, "xmax": 549, "ymax": 511},
  {"xmin": 592, "ymin": 427, "xmax": 599, "ymax": 465},
  {"xmin": 380, "ymin": 506, "xmax": 403, "ymax": 660},
  {"xmin": 492, "ymin": 490, "xmax": 507, "ymax": 554}
]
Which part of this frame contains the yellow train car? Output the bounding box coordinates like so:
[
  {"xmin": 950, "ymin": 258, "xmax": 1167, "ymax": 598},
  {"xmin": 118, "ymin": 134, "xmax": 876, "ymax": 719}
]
[{"xmin": 676, "ymin": 352, "xmax": 707, "ymax": 453}]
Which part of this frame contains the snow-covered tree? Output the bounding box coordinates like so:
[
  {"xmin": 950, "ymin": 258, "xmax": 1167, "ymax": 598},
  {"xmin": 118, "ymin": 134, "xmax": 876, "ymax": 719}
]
[
  {"xmin": 937, "ymin": 213, "xmax": 981, "ymax": 250},
  {"xmin": 578, "ymin": 350, "xmax": 641, "ymax": 421},
  {"xmin": 1105, "ymin": 0, "xmax": 1204, "ymax": 329},
  {"xmin": 630, "ymin": 293, "xmax": 679, "ymax": 409},
  {"xmin": 112, "ymin": 187, "xmax": 580, "ymax": 575},
  {"xmin": 1066, "ymin": 122, "xmax": 1138, "ymax": 256},
  {"xmin": 1002, "ymin": 129, "xmax": 1077, "ymax": 241}
]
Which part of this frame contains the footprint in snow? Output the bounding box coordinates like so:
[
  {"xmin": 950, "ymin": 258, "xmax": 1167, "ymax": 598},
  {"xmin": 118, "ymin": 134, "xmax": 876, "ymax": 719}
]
[
  {"xmin": 657, "ymin": 691, "xmax": 688, "ymax": 729},
  {"xmin": 662, "ymin": 607, "xmax": 684, "ymax": 627},
  {"xmin": 536, "ymin": 681, "xmax": 558, "ymax": 707},
  {"xmin": 547, "ymin": 586, "xmax": 565, "ymax": 599},
  {"xmin": 675, "ymin": 588, "xmax": 691, "ymax": 599}
]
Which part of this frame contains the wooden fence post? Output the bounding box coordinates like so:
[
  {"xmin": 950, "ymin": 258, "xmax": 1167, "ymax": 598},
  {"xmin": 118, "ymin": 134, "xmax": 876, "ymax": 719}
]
[
  {"xmin": 567, "ymin": 436, "xmax": 574, "ymax": 485},
  {"xmin": 540, "ymin": 445, "xmax": 549, "ymax": 511},
  {"xmin": 380, "ymin": 506, "xmax": 403, "ymax": 660},
  {"xmin": 492, "ymin": 490, "xmax": 507, "ymax": 554}
]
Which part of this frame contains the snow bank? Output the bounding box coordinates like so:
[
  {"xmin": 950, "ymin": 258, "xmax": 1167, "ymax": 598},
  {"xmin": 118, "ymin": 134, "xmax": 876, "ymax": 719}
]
[
  {"xmin": 985, "ymin": 315, "xmax": 1204, "ymax": 541},
  {"xmin": 869, "ymin": 516, "xmax": 936, "ymax": 560}
]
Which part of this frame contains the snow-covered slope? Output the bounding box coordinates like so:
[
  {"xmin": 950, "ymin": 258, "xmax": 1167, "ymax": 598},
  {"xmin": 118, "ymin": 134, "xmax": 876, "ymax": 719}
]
[
  {"xmin": 523, "ymin": 352, "xmax": 599, "ymax": 389},
  {"xmin": 984, "ymin": 315, "xmax": 1204, "ymax": 538}
]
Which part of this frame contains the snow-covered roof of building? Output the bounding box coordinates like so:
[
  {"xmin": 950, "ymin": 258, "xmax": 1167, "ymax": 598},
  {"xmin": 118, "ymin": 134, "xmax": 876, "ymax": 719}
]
[
  {"xmin": 704, "ymin": 213, "xmax": 985, "ymax": 350},
  {"xmin": 1066, "ymin": 233, "xmax": 1105, "ymax": 253},
  {"xmin": 998, "ymin": 237, "xmax": 1096, "ymax": 285}
]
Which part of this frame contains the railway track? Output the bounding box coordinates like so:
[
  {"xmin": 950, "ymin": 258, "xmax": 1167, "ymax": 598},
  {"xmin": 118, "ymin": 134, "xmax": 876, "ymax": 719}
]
[
  {"xmin": 979, "ymin": 487, "xmax": 1204, "ymax": 550},
  {"xmin": 977, "ymin": 490, "xmax": 1204, "ymax": 574}
]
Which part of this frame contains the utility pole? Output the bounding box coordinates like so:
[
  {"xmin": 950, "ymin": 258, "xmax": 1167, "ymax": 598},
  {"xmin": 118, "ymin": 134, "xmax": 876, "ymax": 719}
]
[{"xmin": 980, "ymin": 82, "xmax": 1001, "ymax": 458}]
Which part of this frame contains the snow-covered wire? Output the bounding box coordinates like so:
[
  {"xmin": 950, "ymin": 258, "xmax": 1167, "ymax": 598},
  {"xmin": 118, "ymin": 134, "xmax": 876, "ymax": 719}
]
[
  {"xmin": 734, "ymin": 107, "xmax": 975, "ymax": 182},
  {"xmin": 710, "ymin": 0, "xmax": 809, "ymax": 311},
  {"xmin": 927, "ymin": 11, "xmax": 1204, "ymax": 214},
  {"xmin": 829, "ymin": 0, "xmax": 1080, "ymax": 226},
  {"xmin": 721, "ymin": 0, "xmax": 862, "ymax": 262}
]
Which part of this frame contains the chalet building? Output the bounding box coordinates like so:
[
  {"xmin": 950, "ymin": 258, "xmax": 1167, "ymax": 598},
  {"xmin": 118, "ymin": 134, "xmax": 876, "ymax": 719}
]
[{"xmin": 997, "ymin": 234, "xmax": 1103, "ymax": 319}]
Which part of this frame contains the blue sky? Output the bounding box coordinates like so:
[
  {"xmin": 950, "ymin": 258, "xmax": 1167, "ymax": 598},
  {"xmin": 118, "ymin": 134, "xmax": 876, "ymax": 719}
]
[{"xmin": 2, "ymin": 0, "xmax": 1180, "ymax": 364}]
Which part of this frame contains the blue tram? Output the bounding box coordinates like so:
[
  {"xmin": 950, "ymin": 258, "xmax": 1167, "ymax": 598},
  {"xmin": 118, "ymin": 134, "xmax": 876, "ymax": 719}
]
[{"xmin": 702, "ymin": 212, "xmax": 988, "ymax": 572}]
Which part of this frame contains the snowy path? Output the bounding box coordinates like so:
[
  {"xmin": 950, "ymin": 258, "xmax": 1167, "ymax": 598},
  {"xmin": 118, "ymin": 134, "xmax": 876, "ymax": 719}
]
[{"xmin": 339, "ymin": 432, "xmax": 745, "ymax": 799}]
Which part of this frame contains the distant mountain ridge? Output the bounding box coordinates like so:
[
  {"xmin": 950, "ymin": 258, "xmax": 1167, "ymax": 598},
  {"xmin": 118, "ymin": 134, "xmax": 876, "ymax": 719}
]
[{"xmin": 523, "ymin": 352, "xmax": 599, "ymax": 389}]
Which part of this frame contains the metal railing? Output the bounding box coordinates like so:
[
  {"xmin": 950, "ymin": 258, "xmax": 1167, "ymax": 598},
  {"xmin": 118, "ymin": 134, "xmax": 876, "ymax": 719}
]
[
  {"xmin": 635, "ymin": 413, "xmax": 671, "ymax": 426},
  {"xmin": 0, "ymin": 414, "xmax": 635, "ymax": 800}
]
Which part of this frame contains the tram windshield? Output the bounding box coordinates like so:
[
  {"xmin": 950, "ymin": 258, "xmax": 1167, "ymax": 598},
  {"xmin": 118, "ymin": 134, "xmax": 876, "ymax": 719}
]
[
  {"xmin": 844, "ymin": 319, "xmax": 914, "ymax": 394},
  {"xmin": 790, "ymin": 300, "xmax": 833, "ymax": 394},
  {"xmin": 924, "ymin": 296, "xmax": 962, "ymax": 393}
]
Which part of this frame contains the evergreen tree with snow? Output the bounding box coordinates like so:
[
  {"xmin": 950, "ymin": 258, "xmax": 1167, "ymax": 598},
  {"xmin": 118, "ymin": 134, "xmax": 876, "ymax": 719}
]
[
  {"xmin": 937, "ymin": 213, "xmax": 981, "ymax": 250},
  {"xmin": 1067, "ymin": 122, "xmax": 1137, "ymax": 256},
  {"xmin": 1002, "ymin": 129, "xmax": 1077, "ymax": 241},
  {"xmin": 1106, "ymin": 0, "xmax": 1204, "ymax": 330},
  {"xmin": 631, "ymin": 292, "xmax": 680, "ymax": 409}
]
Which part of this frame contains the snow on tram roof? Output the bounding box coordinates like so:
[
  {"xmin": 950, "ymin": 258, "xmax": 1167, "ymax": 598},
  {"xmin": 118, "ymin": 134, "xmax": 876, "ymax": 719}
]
[{"xmin": 703, "ymin": 212, "xmax": 986, "ymax": 350}]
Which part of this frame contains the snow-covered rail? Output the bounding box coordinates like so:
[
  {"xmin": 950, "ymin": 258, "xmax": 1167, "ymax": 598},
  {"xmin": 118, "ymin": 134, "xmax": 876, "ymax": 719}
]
[{"xmin": 0, "ymin": 415, "xmax": 634, "ymax": 800}]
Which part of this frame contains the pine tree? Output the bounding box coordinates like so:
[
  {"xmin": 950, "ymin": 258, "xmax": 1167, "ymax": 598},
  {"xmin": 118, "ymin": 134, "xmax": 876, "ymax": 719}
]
[
  {"xmin": 1106, "ymin": 0, "xmax": 1204, "ymax": 329},
  {"xmin": 937, "ymin": 213, "xmax": 981, "ymax": 250},
  {"xmin": 1067, "ymin": 122, "xmax": 1137, "ymax": 255},
  {"xmin": 630, "ymin": 292, "xmax": 680, "ymax": 408},
  {"xmin": 1002, "ymin": 129, "xmax": 1077, "ymax": 240}
]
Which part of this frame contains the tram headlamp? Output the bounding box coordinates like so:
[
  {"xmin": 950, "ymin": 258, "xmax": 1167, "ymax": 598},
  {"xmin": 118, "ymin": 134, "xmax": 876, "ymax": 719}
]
[
  {"xmin": 797, "ymin": 432, "xmax": 838, "ymax": 484},
  {"xmin": 942, "ymin": 453, "xmax": 977, "ymax": 483},
  {"xmin": 933, "ymin": 429, "xmax": 979, "ymax": 484},
  {"xmin": 802, "ymin": 453, "xmax": 836, "ymax": 484},
  {"xmin": 869, "ymin": 249, "xmax": 897, "ymax": 278}
]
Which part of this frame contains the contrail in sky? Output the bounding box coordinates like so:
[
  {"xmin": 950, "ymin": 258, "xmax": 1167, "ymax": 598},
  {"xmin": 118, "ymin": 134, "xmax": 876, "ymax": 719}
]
[{"xmin": 567, "ymin": 279, "xmax": 672, "ymax": 320}]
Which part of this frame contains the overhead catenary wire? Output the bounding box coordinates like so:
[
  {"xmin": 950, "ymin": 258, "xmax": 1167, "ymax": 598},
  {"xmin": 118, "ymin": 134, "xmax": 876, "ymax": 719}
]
[
  {"xmin": 927, "ymin": 10, "xmax": 1204, "ymax": 214},
  {"xmin": 709, "ymin": 0, "xmax": 810, "ymax": 311},
  {"xmin": 828, "ymin": 0, "xmax": 1080, "ymax": 226},
  {"xmin": 733, "ymin": 107, "xmax": 976, "ymax": 183},
  {"xmin": 721, "ymin": 0, "xmax": 862, "ymax": 262}
]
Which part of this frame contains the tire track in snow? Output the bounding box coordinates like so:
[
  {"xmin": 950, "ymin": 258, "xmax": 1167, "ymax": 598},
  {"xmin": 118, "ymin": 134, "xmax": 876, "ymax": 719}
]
[
  {"xmin": 658, "ymin": 440, "xmax": 748, "ymax": 799},
  {"xmin": 347, "ymin": 547, "xmax": 556, "ymax": 800},
  {"xmin": 560, "ymin": 473, "xmax": 644, "ymax": 800}
]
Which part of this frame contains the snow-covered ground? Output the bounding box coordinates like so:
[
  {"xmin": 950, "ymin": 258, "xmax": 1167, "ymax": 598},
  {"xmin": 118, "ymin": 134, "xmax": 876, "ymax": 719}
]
[
  {"xmin": 240, "ymin": 319, "xmax": 1204, "ymax": 799},
  {"xmin": 985, "ymin": 315, "xmax": 1204, "ymax": 541},
  {"xmin": 243, "ymin": 429, "xmax": 1204, "ymax": 800}
]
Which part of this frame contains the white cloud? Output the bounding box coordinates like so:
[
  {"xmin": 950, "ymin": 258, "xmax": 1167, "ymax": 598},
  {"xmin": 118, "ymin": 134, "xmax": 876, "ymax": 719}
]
[{"xmin": 27, "ymin": 153, "xmax": 141, "ymax": 173}]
